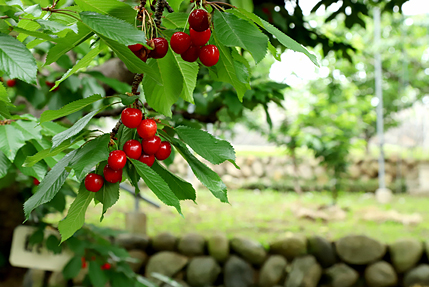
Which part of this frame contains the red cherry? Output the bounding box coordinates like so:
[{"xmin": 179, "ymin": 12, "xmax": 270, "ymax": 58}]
[
  {"xmin": 121, "ymin": 108, "xmax": 142, "ymax": 129},
  {"xmin": 142, "ymin": 135, "xmax": 161, "ymax": 155},
  {"xmin": 155, "ymin": 141, "xmax": 172, "ymax": 160},
  {"xmin": 188, "ymin": 9, "xmax": 210, "ymax": 32},
  {"xmin": 45, "ymin": 80, "xmax": 59, "ymax": 91},
  {"xmin": 181, "ymin": 44, "xmax": 201, "ymax": 62},
  {"xmin": 81, "ymin": 257, "xmax": 87, "ymax": 269},
  {"xmin": 108, "ymin": 150, "xmax": 127, "ymax": 170},
  {"xmin": 128, "ymin": 43, "xmax": 143, "ymax": 52},
  {"xmin": 199, "ymin": 45, "xmax": 219, "ymax": 67},
  {"xmin": 123, "ymin": 139, "xmax": 142, "ymax": 159},
  {"xmin": 138, "ymin": 153, "xmax": 155, "ymax": 167},
  {"xmin": 149, "ymin": 38, "xmax": 168, "ymax": 59},
  {"xmin": 103, "ymin": 165, "xmax": 123, "ymax": 183},
  {"xmin": 101, "ymin": 263, "xmax": 111, "ymax": 270},
  {"xmin": 84, "ymin": 173, "xmax": 104, "ymax": 192},
  {"xmin": 137, "ymin": 119, "xmax": 157, "ymax": 139},
  {"xmin": 170, "ymin": 32, "xmax": 192, "ymax": 54},
  {"xmin": 6, "ymin": 79, "xmax": 16, "ymax": 87},
  {"xmin": 132, "ymin": 48, "xmax": 149, "ymax": 62},
  {"xmin": 33, "ymin": 178, "xmax": 40, "ymax": 186},
  {"xmin": 190, "ymin": 28, "xmax": 211, "ymax": 46}
]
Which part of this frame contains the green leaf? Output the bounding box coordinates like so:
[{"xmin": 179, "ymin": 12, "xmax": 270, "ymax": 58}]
[
  {"xmin": 40, "ymin": 94, "xmax": 103, "ymax": 123},
  {"xmin": 36, "ymin": 19, "xmax": 77, "ymax": 34},
  {"xmin": 152, "ymin": 161, "xmax": 196, "ymax": 201},
  {"xmin": 163, "ymin": 12, "xmax": 188, "ymax": 29},
  {"xmin": 231, "ymin": 8, "xmax": 319, "ymax": 67},
  {"xmin": 268, "ymin": 42, "xmax": 281, "ymax": 61},
  {"xmin": 111, "ymin": 273, "xmax": 135, "ymax": 287},
  {"xmin": 0, "ymin": 150, "xmax": 11, "ymax": 179},
  {"xmin": 175, "ymin": 126, "xmax": 237, "ymax": 166},
  {"xmin": 117, "ymin": 125, "xmax": 134, "ymax": 150},
  {"xmin": 51, "ymin": 110, "xmax": 98, "ymax": 150},
  {"xmin": 14, "ymin": 143, "xmax": 47, "ymax": 180},
  {"xmin": 70, "ymin": 134, "xmax": 110, "ymax": 181},
  {"xmin": 94, "ymin": 181, "xmax": 119, "ymax": 221},
  {"xmin": 0, "ymin": 124, "xmax": 26, "ymax": 161},
  {"xmin": 130, "ymin": 159, "xmax": 182, "ymax": 214},
  {"xmin": 45, "ymin": 22, "xmax": 94, "ymax": 66},
  {"xmin": 123, "ymin": 162, "xmax": 140, "ymax": 192},
  {"xmin": 23, "ymin": 4, "xmax": 42, "ymax": 17},
  {"xmin": 51, "ymin": 45, "xmax": 101, "ymax": 90},
  {"xmin": 142, "ymin": 50, "xmax": 183, "ymax": 117},
  {"xmin": 0, "ymin": 104, "xmax": 11, "ymax": 119},
  {"xmin": 74, "ymin": 0, "xmax": 136, "ymax": 24},
  {"xmin": 230, "ymin": 0, "xmax": 253, "ymax": 12},
  {"xmin": 23, "ymin": 150, "xmax": 78, "ymax": 220},
  {"xmin": 46, "ymin": 235, "xmax": 62, "ymax": 254},
  {"xmin": 13, "ymin": 26, "xmax": 58, "ymax": 42},
  {"xmin": 0, "ymin": 32, "xmax": 37, "ymax": 84},
  {"xmin": 11, "ymin": 120, "xmax": 42, "ymax": 142},
  {"xmin": 84, "ymin": 71, "xmax": 131, "ymax": 94},
  {"xmin": 63, "ymin": 256, "xmax": 82, "ymax": 280},
  {"xmin": 0, "ymin": 82, "xmax": 10, "ymax": 103},
  {"xmin": 213, "ymin": 11, "xmax": 268, "ymax": 64},
  {"xmin": 89, "ymin": 261, "xmax": 108, "ymax": 287},
  {"xmin": 58, "ymin": 182, "xmax": 94, "ymax": 243},
  {"xmin": 116, "ymin": 94, "xmax": 139, "ymax": 106},
  {"xmin": 171, "ymin": 52, "xmax": 198, "ymax": 103},
  {"xmin": 164, "ymin": 133, "xmax": 228, "ymax": 203},
  {"xmin": 101, "ymin": 36, "xmax": 160, "ymax": 83},
  {"xmin": 80, "ymin": 11, "xmax": 147, "ymax": 47}
]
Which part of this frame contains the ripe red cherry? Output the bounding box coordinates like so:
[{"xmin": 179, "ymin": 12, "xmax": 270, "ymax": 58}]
[
  {"xmin": 137, "ymin": 118, "xmax": 157, "ymax": 139},
  {"xmin": 142, "ymin": 135, "xmax": 161, "ymax": 155},
  {"xmin": 45, "ymin": 80, "xmax": 59, "ymax": 92},
  {"xmin": 101, "ymin": 263, "xmax": 111, "ymax": 270},
  {"xmin": 108, "ymin": 150, "xmax": 127, "ymax": 170},
  {"xmin": 6, "ymin": 79, "xmax": 16, "ymax": 87},
  {"xmin": 33, "ymin": 178, "xmax": 40, "ymax": 186},
  {"xmin": 81, "ymin": 257, "xmax": 87, "ymax": 269},
  {"xmin": 181, "ymin": 44, "xmax": 201, "ymax": 62},
  {"xmin": 149, "ymin": 38, "xmax": 168, "ymax": 59},
  {"xmin": 84, "ymin": 173, "xmax": 104, "ymax": 192},
  {"xmin": 103, "ymin": 165, "xmax": 122, "ymax": 183},
  {"xmin": 155, "ymin": 141, "xmax": 172, "ymax": 160},
  {"xmin": 138, "ymin": 153, "xmax": 155, "ymax": 167},
  {"xmin": 132, "ymin": 48, "xmax": 149, "ymax": 62},
  {"xmin": 128, "ymin": 43, "xmax": 143, "ymax": 52},
  {"xmin": 121, "ymin": 108, "xmax": 142, "ymax": 129},
  {"xmin": 123, "ymin": 139, "xmax": 142, "ymax": 159},
  {"xmin": 199, "ymin": 45, "xmax": 219, "ymax": 67},
  {"xmin": 170, "ymin": 32, "xmax": 192, "ymax": 54},
  {"xmin": 190, "ymin": 28, "xmax": 211, "ymax": 46},
  {"xmin": 188, "ymin": 9, "xmax": 210, "ymax": 32}
]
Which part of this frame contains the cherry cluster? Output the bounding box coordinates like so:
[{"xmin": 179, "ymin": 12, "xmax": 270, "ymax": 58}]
[
  {"xmin": 128, "ymin": 37, "xmax": 168, "ymax": 63},
  {"xmin": 84, "ymin": 108, "xmax": 172, "ymax": 193}
]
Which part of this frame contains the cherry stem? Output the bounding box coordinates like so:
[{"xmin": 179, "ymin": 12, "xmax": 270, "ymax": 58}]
[{"xmin": 207, "ymin": 1, "xmax": 236, "ymax": 8}]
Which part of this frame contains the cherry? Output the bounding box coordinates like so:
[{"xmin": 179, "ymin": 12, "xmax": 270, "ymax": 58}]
[
  {"xmin": 84, "ymin": 173, "xmax": 104, "ymax": 192},
  {"xmin": 121, "ymin": 108, "xmax": 142, "ymax": 129},
  {"xmin": 132, "ymin": 48, "xmax": 149, "ymax": 62},
  {"xmin": 108, "ymin": 150, "xmax": 127, "ymax": 170},
  {"xmin": 137, "ymin": 118, "xmax": 157, "ymax": 139},
  {"xmin": 45, "ymin": 80, "xmax": 59, "ymax": 92},
  {"xmin": 142, "ymin": 135, "xmax": 161, "ymax": 155},
  {"xmin": 149, "ymin": 38, "xmax": 168, "ymax": 59},
  {"xmin": 33, "ymin": 178, "xmax": 40, "ymax": 186},
  {"xmin": 190, "ymin": 28, "xmax": 211, "ymax": 46},
  {"xmin": 170, "ymin": 32, "xmax": 192, "ymax": 54},
  {"xmin": 123, "ymin": 139, "xmax": 142, "ymax": 159},
  {"xmin": 101, "ymin": 263, "xmax": 111, "ymax": 270},
  {"xmin": 155, "ymin": 141, "xmax": 172, "ymax": 160},
  {"xmin": 128, "ymin": 43, "xmax": 143, "ymax": 52},
  {"xmin": 188, "ymin": 9, "xmax": 210, "ymax": 32},
  {"xmin": 138, "ymin": 153, "xmax": 155, "ymax": 167},
  {"xmin": 181, "ymin": 44, "xmax": 201, "ymax": 62},
  {"xmin": 103, "ymin": 165, "xmax": 123, "ymax": 183},
  {"xmin": 81, "ymin": 257, "xmax": 87, "ymax": 269},
  {"xmin": 6, "ymin": 79, "xmax": 16, "ymax": 87},
  {"xmin": 199, "ymin": 45, "xmax": 219, "ymax": 67}
]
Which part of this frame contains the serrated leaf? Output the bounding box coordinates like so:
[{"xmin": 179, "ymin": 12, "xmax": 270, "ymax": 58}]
[
  {"xmin": 268, "ymin": 42, "xmax": 281, "ymax": 61},
  {"xmin": 101, "ymin": 36, "xmax": 160, "ymax": 84},
  {"xmin": 51, "ymin": 110, "xmax": 98, "ymax": 150},
  {"xmin": 23, "ymin": 140, "xmax": 74, "ymax": 167},
  {"xmin": 230, "ymin": 0, "xmax": 253, "ymax": 12},
  {"xmin": 130, "ymin": 159, "xmax": 182, "ymax": 214},
  {"xmin": 0, "ymin": 105, "xmax": 11, "ymax": 119},
  {"xmin": 23, "ymin": 4, "xmax": 42, "ymax": 17},
  {"xmin": 58, "ymin": 182, "xmax": 94, "ymax": 243},
  {"xmin": 51, "ymin": 45, "xmax": 101, "ymax": 90},
  {"xmin": 117, "ymin": 125, "xmax": 134, "ymax": 150},
  {"xmin": 0, "ymin": 150, "xmax": 11, "ymax": 179},
  {"xmin": 171, "ymin": 52, "xmax": 197, "ymax": 104},
  {"xmin": 89, "ymin": 261, "xmax": 108, "ymax": 287},
  {"xmin": 142, "ymin": 50, "xmax": 183, "ymax": 117},
  {"xmin": 0, "ymin": 32, "xmax": 37, "ymax": 84},
  {"xmin": 152, "ymin": 161, "xmax": 196, "ymax": 201},
  {"xmin": 13, "ymin": 26, "xmax": 58, "ymax": 42},
  {"xmin": 40, "ymin": 94, "xmax": 103, "ymax": 123},
  {"xmin": 213, "ymin": 11, "xmax": 268, "ymax": 64},
  {"xmin": 123, "ymin": 162, "xmax": 140, "ymax": 192},
  {"xmin": 94, "ymin": 181, "xmax": 119, "ymax": 221},
  {"xmin": 11, "ymin": 120, "xmax": 42, "ymax": 141},
  {"xmin": 14, "ymin": 143, "xmax": 47, "ymax": 180},
  {"xmin": 163, "ymin": 12, "xmax": 188, "ymax": 29},
  {"xmin": 69, "ymin": 134, "xmax": 110, "ymax": 181},
  {"xmin": 63, "ymin": 256, "xmax": 81, "ymax": 279},
  {"xmin": 74, "ymin": 0, "xmax": 136, "ymax": 24},
  {"xmin": 45, "ymin": 22, "xmax": 94, "ymax": 66},
  {"xmin": 36, "ymin": 19, "xmax": 77, "ymax": 34},
  {"xmin": 24, "ymin": 150, "xmax": 78, "ymax": 220},
  {"xmin": 0, "ymin": 82, "xmax": 9, "ymax": 103},
  {"xmin": 80, "ymin": 11, "xmax": 148, "ymax": 47},
  {"xmin": 84, "ymin": 71, "xmax": 131, "ymax": 94},
  {"xmin": 0, "ymin": 124, "xmax": 26, "ymax": 161},
  {"xmin": 116, "ymin": 94, "xmax": 139, "ymax": 106},
  {"xmin": 175, "ymin": 126, "xmax": 237, "ymax": 166}
]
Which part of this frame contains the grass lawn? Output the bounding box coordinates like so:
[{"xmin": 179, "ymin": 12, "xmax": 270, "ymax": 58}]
[{"xmin": 79, "ymin": 188, "xmax": 429, "ymax": 245}]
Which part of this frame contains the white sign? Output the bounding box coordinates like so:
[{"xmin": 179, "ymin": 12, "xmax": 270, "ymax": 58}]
[{"xmin": 9, "ymin": 226, "xmax": 73, "ymax": 271}]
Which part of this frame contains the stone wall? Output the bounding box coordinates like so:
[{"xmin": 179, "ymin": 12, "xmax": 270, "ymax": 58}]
[{"xmin": 92, "ymin": 232, "xmax": 429, "ymax": 287}]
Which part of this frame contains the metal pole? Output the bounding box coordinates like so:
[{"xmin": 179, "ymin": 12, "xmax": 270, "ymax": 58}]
[{"xmin": 374, "ymin": 7, "xmax": 386, "ymax": 189}]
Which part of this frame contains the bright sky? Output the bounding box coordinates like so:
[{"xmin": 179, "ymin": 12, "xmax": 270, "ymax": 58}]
[{"xmin": 269, "ymin": 0, "xmax": 429, "ymax": 87}]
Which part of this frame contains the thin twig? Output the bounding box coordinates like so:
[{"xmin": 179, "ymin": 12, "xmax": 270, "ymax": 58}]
[
  {"xmin": 131, "ymin": 74, "xmax": 144, "ymax": 95},
  {"xmin": 110, "ymin": 119, "xmax": 122, "ymax": 140}
]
